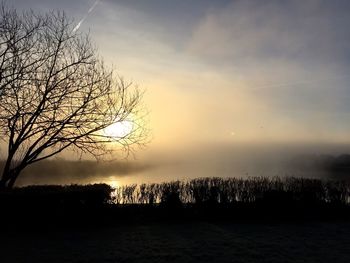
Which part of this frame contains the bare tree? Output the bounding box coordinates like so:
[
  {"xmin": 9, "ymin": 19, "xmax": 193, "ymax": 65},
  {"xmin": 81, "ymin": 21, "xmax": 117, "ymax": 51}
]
[{"xmin": 0, "ymin": 5, "xmax": 146, "ymax": 188}]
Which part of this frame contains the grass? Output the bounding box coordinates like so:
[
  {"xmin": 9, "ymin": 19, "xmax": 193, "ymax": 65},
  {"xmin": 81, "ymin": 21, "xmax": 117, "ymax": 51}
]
[{"xmin": 0, "ymin": 221, "xmax": 350, "ymax": 263}]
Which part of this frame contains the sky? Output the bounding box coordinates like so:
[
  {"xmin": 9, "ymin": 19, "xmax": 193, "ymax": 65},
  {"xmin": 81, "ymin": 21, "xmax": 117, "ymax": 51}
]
[{"xmin": 7, "ymin": 0, "xmax": 350, "ymax": 184}]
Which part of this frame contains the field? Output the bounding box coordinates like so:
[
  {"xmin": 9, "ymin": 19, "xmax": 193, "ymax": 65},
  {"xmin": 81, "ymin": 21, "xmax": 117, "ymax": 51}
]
[
  {"xmin": 1, "ymin": 177, "xmax": 350, "ymax": 262},
  {"xmin": 1, "ymin": 221, "xmax": 350, "ymax": 263}
]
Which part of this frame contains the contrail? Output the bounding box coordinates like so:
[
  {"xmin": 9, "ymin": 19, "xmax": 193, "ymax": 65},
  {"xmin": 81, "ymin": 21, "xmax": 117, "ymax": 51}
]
[{"xmin": 72, "ymin": 0, "xmax": 101, "ymax": 33}]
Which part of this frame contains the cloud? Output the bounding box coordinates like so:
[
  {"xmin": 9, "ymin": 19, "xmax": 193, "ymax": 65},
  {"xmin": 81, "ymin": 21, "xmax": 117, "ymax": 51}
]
[
  {"xmin": 188, "ymin": 0, "xmax": 350, "ymax": 66},
  {"xmin": 184, "ymin": 0, "xmax": 350, "ymax": 143},
  {"xmin": 8, "ymin": 0, "xmax": 350, "ymax": 149}
]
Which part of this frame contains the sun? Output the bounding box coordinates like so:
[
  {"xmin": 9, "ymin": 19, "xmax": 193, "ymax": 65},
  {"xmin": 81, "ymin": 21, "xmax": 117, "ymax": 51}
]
[{"xmin": 104, "ymin": 120, "xmax": 133, "ymax": 138}]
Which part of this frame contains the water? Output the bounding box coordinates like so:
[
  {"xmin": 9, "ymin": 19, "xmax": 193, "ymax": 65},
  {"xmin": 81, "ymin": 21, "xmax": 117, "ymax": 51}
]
[{"xmin": 12, "ymin": 142, "xmax": 350, "ymax": 187}]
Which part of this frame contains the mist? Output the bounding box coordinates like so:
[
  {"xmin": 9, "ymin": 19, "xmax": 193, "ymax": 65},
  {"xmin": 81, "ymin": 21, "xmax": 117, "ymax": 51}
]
[
  {"xmin": 1, "ymin": 142, "xmax": 348, "ymax": 186},
  {"xmin": 0, "ymin": 159, "xmax": 154, "ymax": 187}
]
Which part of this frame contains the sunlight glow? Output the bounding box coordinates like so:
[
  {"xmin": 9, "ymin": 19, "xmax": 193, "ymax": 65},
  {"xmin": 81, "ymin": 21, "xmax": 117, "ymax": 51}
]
[
  {"xmin": 108, "ymin": 179, "xmax": 120, "ymax": 189},
  {"xmin": 104, "ymin": 121, "xmax": 133, "ymax": 138}
]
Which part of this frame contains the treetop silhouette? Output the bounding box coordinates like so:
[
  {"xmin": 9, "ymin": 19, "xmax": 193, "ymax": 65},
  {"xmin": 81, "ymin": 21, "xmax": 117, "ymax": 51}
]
[{"xmin": 0, "ymin": 4, "xmax": 146, "ymax": 188}]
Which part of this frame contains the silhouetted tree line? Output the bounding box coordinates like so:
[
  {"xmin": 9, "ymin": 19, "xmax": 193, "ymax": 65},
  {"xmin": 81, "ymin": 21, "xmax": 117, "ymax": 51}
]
[
  {"xmin": 0, "ymin": 177, "xmax": 349, "ymax": 225},
  {"xmin": 1, "ymin": 177, "xmax": 349, "ymax": 208},
  {"xmin": 114, "ymin": 177, "xmax": 350, "ymax": 205}
]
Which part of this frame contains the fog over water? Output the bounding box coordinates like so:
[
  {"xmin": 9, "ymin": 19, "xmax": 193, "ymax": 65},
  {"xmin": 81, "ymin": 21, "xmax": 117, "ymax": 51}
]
[{"xmin": 5, "ymin": 142, "xmax": 350, "ymax": 187}]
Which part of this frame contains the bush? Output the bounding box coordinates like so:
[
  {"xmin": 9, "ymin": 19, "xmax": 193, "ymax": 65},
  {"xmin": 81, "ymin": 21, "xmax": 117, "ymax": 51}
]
[{"xmin": 0, "ymin": 184, "xmax": 114, "ymax": 210}]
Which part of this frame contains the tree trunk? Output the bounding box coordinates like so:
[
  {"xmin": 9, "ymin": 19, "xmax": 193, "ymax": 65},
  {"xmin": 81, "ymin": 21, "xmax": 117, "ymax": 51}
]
[
  {"xmin": 1, "ymin": 152, "xmax": 14, "ymax": 189},
  {"xmin": 0, "ymin": 178, "xmax": 7, "ymax": 189},
  {"xmin": 0, "ymin": 166, "xmax": 20, "ymax": 189},
  {"xmin": 7, "ymin": 173, "xmax": 19, "ymax": 188}
]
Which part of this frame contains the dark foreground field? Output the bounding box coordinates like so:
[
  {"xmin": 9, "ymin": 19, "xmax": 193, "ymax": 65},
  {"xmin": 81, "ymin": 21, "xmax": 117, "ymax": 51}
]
[
  {"xmin": 1, "ymin": 177, "xmax": 350, "ymax": 262},
  {"xmin": 1, "ymin": 221, "xmax": 350, "ymax": 263}
]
